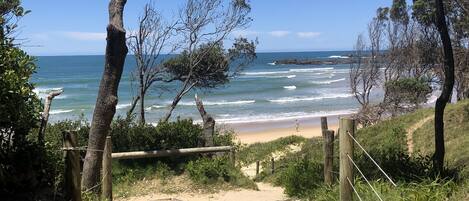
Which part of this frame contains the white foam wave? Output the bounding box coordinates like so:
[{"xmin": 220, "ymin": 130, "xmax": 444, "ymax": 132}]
[
  {"xmin": 242, "ymin": 68, "xmax": 334, "ymax": 77},
  {"xmin": 33, "ymin": 87, "xmax": 65, "ymax": 99},
  {"xmin": 289, "ymin": 67, "xmax": 334, "ymax": 73},
  {"xmin": 267, "ymin": 62, "xmax": 276, "ymax": 65},
  {"xmin": 50, "ymin": 109, "xmax": 74, "ymax": 115},
  {"xmin": 116, "ymin": 103, "xmax": 131, "ymax": 109},
  {"xmin": 216, "ymin": 109, "xmax": 358, "ymax": 124},
  {"xmin": 269, "ymin": 93, "xmax": 353, "ymax": 103},
  {"xmin": 286, "ymin": 75, "xmax": 296, "ymax": 78},
  {"xmin": 145, "ymin": 105, "xmax": 167, "ymax": 111},
  {"xmin": 283, "ymin": 86, "xmax": 297, "ymax": 90},
  {"xmin": 329, "ymin": 55, "xmax": 349, "ymax": 59},
  {"xmin": 311, "ymin": 78, "xmax": 345, "ymax": 84},
  {"xmin": 179, "ymin": 100, "xmax": 255, "ymax": 106}
]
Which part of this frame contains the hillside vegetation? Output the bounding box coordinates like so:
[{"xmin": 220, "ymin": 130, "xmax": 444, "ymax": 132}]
[{"xmin": 238, "ymin": 100, "xmax": 469, "ymax": 200}]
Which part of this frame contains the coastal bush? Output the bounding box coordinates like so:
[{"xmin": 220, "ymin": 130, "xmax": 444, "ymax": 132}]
[
  {"xmin": 279, "ymin": 157, "xmax": 323, "ymax": 197},
  {"xmin": 186, "ymin": 156, "xmax": 255, "ymax": 188}
]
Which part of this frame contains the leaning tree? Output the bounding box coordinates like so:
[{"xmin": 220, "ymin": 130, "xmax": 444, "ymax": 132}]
[
  {"xmin": 81, "ymin": 0, "xmax": 128, "ymax": 192},
  {"xmin": 160, "ymin": 0, "xmax": 256, "ymax": 122}
]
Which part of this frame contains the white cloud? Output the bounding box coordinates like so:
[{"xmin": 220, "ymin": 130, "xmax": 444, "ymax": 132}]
[
  {"xmin": 63, "ymin": 31, "xmax": 106, "ymax": 41},
  {"xmin": 232, "ymin": 30, "xmax": 259, "ymax": 37},
  {"xmin": 297, "ymin": 32, "xmax": 321, "ymax": 38},
  {"xmin": 268, "ymin": 30, "xmax": 290, "ymax": 37}
]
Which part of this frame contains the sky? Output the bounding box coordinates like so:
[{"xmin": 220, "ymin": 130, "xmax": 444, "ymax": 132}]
[{"xmin": 20, "ymin": 0, "xmax": 394, "ymax": 56}]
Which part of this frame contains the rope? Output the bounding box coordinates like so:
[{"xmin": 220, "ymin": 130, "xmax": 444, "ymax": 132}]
[
  {"xmin": 347, "ymin": 176, "xmax": 363, "ymax": 201},
  {"xmin": 346, "ymin": 131, "xmax": 397, "ymax": 187},
  {"xmin": 347, "ymin": 154, "xmax": 383, "ymax": 201}
]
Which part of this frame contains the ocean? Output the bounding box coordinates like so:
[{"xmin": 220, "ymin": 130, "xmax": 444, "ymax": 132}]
[{"xmin": 32, "ymin": 51, "xmax": 382, "ymax": 125}]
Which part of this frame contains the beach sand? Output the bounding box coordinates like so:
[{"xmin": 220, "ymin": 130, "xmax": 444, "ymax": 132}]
[
  {"xmin": 235, "ymin": 124, "xmax": 339, "ymax": 144},
  {"xmin": 225, "ymin": 116, "xmax": 341, "ymax": 144}
]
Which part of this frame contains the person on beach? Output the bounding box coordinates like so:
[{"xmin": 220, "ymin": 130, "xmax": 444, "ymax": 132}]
[{"xmin": 295, "ymin": 119, "xmax": 300, "ymax": 132}]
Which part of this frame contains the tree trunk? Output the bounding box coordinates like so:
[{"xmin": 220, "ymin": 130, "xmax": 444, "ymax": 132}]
[
  {"xmin": 139, "ymin": 76, "xmax": 145, "ymax": 124},
  {"xmin": 126, "ymin": 95, "xmax": 140, "ymax": 118},
  {"xmin": 38, "ymin": 89, "xmax": 63, "ymax": 144},
  {"xmin": 81, "ymin": 0, "xmax": 128, "ymax": 192},
  {"xmin": 161, "ymin": 82, "xmax": 194, "ymax": 122},
  {"xmin": 433, "ymin": 0, "xmax": 455, "ymax": 173},
  {"xmin": 195, "ymin": 94, "xmax": 215, "ymax": 147}
]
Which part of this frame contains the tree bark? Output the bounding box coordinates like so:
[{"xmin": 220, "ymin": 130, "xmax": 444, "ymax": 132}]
[
  {"xmin": 38, "ymin": 89, "xmax": 63, "ymax": 144},
  {"xmin": 81, "ymin": 0, "xmax": 128, "ymax": 192},
  {"xmin": 139, "ymin": 75, "xmax": 145, "ymax": 124},
  {"xmin": 433, "ymin": 0, "xmax": 455, "ymax": 173},
  {"xmin": 126, "ymin": 95, "xmax": 140, "ymax": 118},
  {"xmin": 195, "ymin": 94, "xmax": 215, "ymax": 147}
]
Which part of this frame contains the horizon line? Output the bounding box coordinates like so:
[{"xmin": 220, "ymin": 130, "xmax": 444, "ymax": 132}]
[{"xmin": 32, "ymin": 49, "xmax": 355, "ymax": 57}]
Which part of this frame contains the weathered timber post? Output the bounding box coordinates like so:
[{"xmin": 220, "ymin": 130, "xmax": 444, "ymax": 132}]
[
  {"xmin": 39, "ymin": 89, "xmax": 63, "ymax": 144},
  {"xmin": 63, "ymin": 131, "xmax": 82, "ymax": 201},
  {"xmin": 340, "ymin": 118, "xmax": 355, "ymax": 201},
  {"xmin": 256, "ymin": 161, "xmax": 260, "ymax": 176},
  {"xmin": 271, "ymin": 158, "xmax": 275, "ymax": 174},
  {"xmin": 320, "ymin": 116, "xmax": 328, "ymax": 133},
  {"xmin": 102, "ymin": 136, "xmax": 112, "ymax": 201},
  {"xmin": 195, "ymin": 94, "xmax": 215, "ymax": 147},
  {"xmin": 230, "ymin": 147, "xmax": 236, "ymax": 166},
  {"xmin": 324, "ymin": 129, "xmax": 335, "ymax": 186}
]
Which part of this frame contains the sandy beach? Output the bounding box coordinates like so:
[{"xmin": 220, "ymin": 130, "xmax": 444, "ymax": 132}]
[{"xmin": 226, "ymin": 116, "xmax": 341, "ymax": 144}]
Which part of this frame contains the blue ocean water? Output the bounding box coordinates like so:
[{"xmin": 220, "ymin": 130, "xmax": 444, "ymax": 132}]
[{"xmin": 32, "ymin": 51, "xmax": 379, "ymax": 124}]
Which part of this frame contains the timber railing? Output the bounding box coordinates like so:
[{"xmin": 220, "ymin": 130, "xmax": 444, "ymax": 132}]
[{"xmin": 62, "ymin": 131, "xmax": 234, "ymax": 201}]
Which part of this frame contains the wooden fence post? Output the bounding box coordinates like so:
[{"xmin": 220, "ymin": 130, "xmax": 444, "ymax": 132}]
[
  {"xmin": 230, "ymin": 148, "xmax": 236, "ymax": 166},
  {"xmin": 321, "ymin": 116, "xmax": 328, "ymax": 133},
  {"xmin": 256, "ymin": 161, "xmax": 260, "ymax": 176},
  {"xmin": 271, "ymin": 158, "xmax": 275, "ymax": 174},
  {"xmin": 340, "ymin": 118, "xmax": 355, "ymax": 201},
  {"xmin": 102, "ymin": 136, "xmax": 112, "ymax": 201},
  {"xmin": 324, "ymin": 129, "xmax": 335, "ymax": 186},
  {"xmin": 63, "ymin": 131, "xmax": 82, "ymax": 201}
]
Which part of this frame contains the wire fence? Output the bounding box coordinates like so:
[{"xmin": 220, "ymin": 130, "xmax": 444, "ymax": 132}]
[{"xmin": 344, "ymin": 130, "xmax": 397, "ymax": 201}]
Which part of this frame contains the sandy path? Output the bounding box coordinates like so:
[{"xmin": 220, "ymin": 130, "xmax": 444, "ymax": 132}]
[
  {"xmin": 120, "ymin": 182, "xmax": 288, "ymax": 201},
  {"xmin": 406, "ymin": 116, "xmax": 434, "ymax": 155}
]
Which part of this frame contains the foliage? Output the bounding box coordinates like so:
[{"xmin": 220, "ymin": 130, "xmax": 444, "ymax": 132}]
[
  {"xmin": 111, "ymin": 117, "xmax": 203, "ymax": 152},
  {"xmin": 186, "ymin": 156, "xmax": 256, "ymax": 188},
  {"xmin": 279, "ymin": 157, "xmax": 323, "ymax": 197},
  {"xmin": 0, "ymin": 1, "xmax": 48, "ymax": 199},
  {"xmin": 236, "ymin": 135, "xmax": 306, "ymax": 165},
  {"xmin": 164, "ymin": 43, "xmax": 230, "ymax": 89}
]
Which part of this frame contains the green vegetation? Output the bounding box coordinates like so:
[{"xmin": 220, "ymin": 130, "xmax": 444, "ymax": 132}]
[{"xmin": 237, "ymin": 100, "xmax": 469, "ymax": 200}]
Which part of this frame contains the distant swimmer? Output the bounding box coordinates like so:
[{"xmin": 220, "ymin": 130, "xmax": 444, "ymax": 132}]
[{"xmin": 295, "ymin": 119, "xmax": 300, "ymax": 132}]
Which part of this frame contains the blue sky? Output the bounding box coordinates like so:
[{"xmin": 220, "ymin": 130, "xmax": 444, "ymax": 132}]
[{"xmin": 21, "ymin": 0, "xmax": 393, "ymax": 56}]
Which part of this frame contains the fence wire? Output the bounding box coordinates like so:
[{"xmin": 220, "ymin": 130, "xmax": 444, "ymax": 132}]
[
  {"xmin": 347, "ymin": 176, "xmax": 363, "ymax": 201},
  {"xmin": 346, "ymin": 131, "xmax": 397, "ymax": 187},
  {"xmin": 347, "ymin": 154, "xmax": 383, "ymax": 201}
]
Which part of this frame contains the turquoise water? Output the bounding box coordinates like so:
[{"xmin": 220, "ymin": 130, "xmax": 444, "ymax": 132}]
[{"xmin": 32, "ymin": 51, "xmax": 381, "ymax": 124}]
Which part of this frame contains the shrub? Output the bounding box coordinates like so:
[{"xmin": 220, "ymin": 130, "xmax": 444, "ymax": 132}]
[
  {"xmin": 279, "ymin": 157, "xmax": 323, "ymax": 197},
  {"xmin": 186, "ymin": 156, "xmax": 255, "ymax": 188},
  {"xmin": 186, "ymin": 157, "xmax": 232, "ymax": 184}
]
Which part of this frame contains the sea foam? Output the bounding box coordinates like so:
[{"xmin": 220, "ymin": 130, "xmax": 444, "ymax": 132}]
[
  {"xmin": 268, "ymin": 93, "xmax": 353, "ymax": 103},
  {"xmin": 283, "ymin": 86, "xmax": 297, "ymax": 90},
  {"xmin": 50, "ymin": 109, "xmax": 74, "ymax": 115},
  {"xmin": 178, "ymin": 100, "xmax": 255, "ymax": 106},
  {"xmin": 215, "ymin": 109, "xmax": 358, "ymax": 124},
  {"xmin": 311, "ymin": 78, "xmax": 345, "ymax": 84}
]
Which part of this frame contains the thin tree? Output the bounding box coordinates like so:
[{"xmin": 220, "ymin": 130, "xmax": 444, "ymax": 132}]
[
  {"xmin": 162, "ymin": 38, "xmax": 256, "ymax": 122},
  {"xmin": 126, "ymin": 3, "xmax": 175, "ymax": 124},
  {"xmin": 433, "ymin": 0, "xmax": 455, "ymax": 173},
  {"xmin": 161, "ymin": 0, "xmax": 254, "ymax": 122},
  {"xmin": 81, "ymin": 0, "xmax": 128, "ymax": 192}
]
